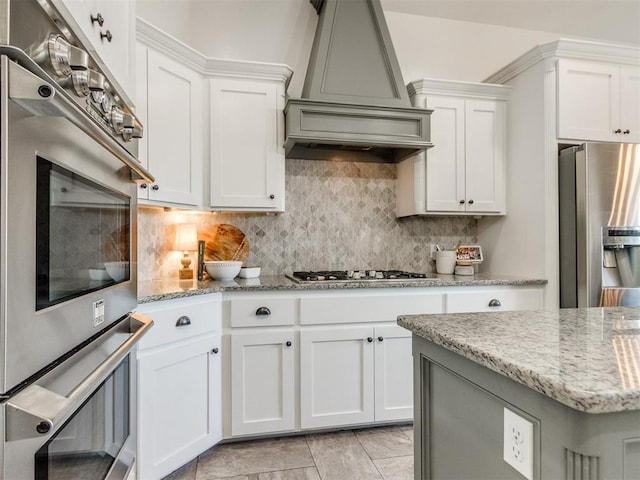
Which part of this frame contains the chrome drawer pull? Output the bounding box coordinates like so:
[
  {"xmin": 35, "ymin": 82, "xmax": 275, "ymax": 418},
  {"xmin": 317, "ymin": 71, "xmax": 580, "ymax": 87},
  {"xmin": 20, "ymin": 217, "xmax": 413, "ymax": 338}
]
[
  {"xmin": 175, "ymin": 316, "xmax": 191, "ymax": 327},
  {"xmin": 488, "ymin": 299, "xmax": 502, "ymax": 307},
  {"xmin": 255, "ymin": 307, "xmax": 271, "ymax": 316}
]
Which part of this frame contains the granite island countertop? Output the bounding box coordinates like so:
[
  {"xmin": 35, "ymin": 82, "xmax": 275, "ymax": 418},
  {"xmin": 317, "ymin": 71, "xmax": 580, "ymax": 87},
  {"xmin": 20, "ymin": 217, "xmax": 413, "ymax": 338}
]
[
  {"xmin": 138, "ymin": 273, "xmax": 547, "ymax": 304},
  {"xmin": 398, "ymin": 307, "xmax": 640, "ymax": 413}
]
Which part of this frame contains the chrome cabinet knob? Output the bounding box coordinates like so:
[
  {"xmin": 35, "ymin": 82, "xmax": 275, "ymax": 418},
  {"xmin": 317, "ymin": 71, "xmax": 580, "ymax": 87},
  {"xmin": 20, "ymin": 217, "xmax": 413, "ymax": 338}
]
[
  {"xmin": 269, "ymin": 194, "xmax": 275, "ymax": 200},
  {"xmin": 151, "ymin": 184, "xmax": 159, "ymax": 191},
  {"xmin": 468, "ymin": 199, "xmax": 474, "ymax": 204},
  {"xmin": 488, "ymin": 299, "xmax": 502, "ymax": 307},
  {"xmin": 377, "ymin": 336, "xmax": 384, "ymax": 342},
  {"xmin": 175, "ymin": 315, "xmax": 191, "ymax": 327},
  {"xmin": 48, "ymin": 34, "xmax": 89, "ymax": 77},
  {"xmin": 614, "ymin": 129, "xmax": 623, "ymax": 134},
  {"xmin": 459, "ymin": 199, "xmax": 465, "ymax": 204},
  {"xmin": 256, "ymin": 306, "xmax": 271, "ymax": 316},
  {"xmin": 623, "ymin": 129, "xmax": 631, "ymax": 134},
  {"xmin": 211, "ymin": 347, "xmax": 219, "ymax": 354},
  {"xmin": 140, "ymin": 183, "xmax": 148, "ymax": 189},
  {"xmin": 90, "ymin": 13, "xmax": 105, "ymax": 26},
  {"xmin": 285, "ymin": 341, "xmax": 292, "ymax": 347},
  {"xmin": 367, "ymin": 337, "xmax": 373, "ymax": 343}
]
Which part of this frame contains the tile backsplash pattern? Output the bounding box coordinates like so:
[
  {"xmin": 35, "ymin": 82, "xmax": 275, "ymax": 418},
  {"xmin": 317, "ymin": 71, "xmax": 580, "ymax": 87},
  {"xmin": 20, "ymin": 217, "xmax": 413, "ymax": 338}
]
[{"xmin": 138, "ymin": 159, "xmax": 477, "ymax": 282}]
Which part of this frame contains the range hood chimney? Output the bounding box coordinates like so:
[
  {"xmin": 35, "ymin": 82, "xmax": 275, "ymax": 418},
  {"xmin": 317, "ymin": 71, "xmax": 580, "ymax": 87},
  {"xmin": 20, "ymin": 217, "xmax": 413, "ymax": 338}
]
[{"xmin": 284, "ymin": 0, "xmax": 432, "ymax": 163}]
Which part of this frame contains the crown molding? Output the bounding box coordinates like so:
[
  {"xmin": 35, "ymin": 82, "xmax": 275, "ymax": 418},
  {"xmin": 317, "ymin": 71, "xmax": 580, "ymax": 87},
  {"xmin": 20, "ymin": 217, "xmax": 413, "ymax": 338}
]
[
  {"xmin": 484, "ymin": 38, "xmax": 640, "ymax": 84},
  {"xmin": 407, "ymin": 78, "xmax": 511, "ymax": 101},
  {"xmin": 204, "ymin": 58, "xmax": 293, "ymax": 89},
  {"xmin": 136, "ymin": 18, "xmax": 293, "ymax": 88}
]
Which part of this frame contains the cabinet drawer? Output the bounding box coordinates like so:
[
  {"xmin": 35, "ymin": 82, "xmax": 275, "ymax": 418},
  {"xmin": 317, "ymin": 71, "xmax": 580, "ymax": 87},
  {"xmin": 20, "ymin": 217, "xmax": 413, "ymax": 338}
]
[
  {"xmin": 445, "ymin": 288, "xmax": 543, "ymax": 313},
  {"xmin": 137, "ymin": 294, "xmax": 222, "ymax": 350},
  {"xmin": 300, "ymin": 292, "xmax": 444, "ymax": 325},
  {"xmin": 228, "ymin": 297, "xmax": 297, "ymax": 327}
]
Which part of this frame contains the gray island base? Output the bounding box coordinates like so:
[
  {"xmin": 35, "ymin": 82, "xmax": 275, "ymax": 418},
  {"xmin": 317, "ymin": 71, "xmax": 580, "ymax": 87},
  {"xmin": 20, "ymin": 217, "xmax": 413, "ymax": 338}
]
[{"xmin": 398, "ymin": 307, "xmax": 640, "ymax": 480}]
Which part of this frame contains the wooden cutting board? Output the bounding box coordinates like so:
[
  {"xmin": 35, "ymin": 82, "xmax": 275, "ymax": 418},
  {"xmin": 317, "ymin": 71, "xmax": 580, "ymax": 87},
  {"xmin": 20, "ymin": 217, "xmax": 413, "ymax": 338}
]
[{"xmin": 200, "ymin": 224, "xmax": 249, "ymax": 263}]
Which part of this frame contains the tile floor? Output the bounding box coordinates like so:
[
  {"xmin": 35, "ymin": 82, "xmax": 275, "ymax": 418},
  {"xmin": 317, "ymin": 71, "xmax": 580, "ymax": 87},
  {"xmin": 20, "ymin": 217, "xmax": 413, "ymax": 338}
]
[{"xmin": 163, "ymin": 425, "xmax": 414, "ymax": 480}]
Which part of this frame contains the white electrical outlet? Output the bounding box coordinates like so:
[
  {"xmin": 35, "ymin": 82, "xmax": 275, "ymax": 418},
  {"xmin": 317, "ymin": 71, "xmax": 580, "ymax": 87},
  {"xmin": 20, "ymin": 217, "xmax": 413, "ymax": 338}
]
[
  {"xmin": 503, "ymin": 407, "xmax": 534, "ymax": 480},
  {"xmin": 429, "ymin": 244, "xmax": 438, "ymax": 259}
]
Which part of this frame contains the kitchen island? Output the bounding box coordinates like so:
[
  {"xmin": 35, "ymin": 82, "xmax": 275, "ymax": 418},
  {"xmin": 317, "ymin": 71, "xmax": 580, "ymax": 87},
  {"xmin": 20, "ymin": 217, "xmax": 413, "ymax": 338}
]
[{"xmin": 398, "ymin": 307, "xmax": 640, "ymax": 480}]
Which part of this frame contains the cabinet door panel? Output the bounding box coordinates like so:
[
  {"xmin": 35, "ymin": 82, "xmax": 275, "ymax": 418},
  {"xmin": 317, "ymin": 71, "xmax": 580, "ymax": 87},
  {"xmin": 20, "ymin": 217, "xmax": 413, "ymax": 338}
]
[
  {"xmin": 558, "ymin": 59, "xmax": 620, "ymax": 142},
  {"xmin": 620, "ymin": 65, "xmax": 640, "ymax": 143},
  {"xmin": 146, "ymin": 49, "xmax": 203, "ymax": 205},
  {"xmin": 465, "ymin": 99, "xmax": 505, "ymax": 214},
  {"xmin": 425, "ymin": 96, "xmax": 466, "ymax": 212},
  {"xmin": 210, "ymin": 79, "xmax": 283, "ymax": 210},
  {"xmin": 137, "ymin": 335, "xmax": 220, "ymax": 480},
  {"xmin": 374, "ymin": 325, "xmax": 413, "ymax": 422},
  {"xmin": 300, "ymin": 327, "xmax": 374, "ymax": 429},
  {"xmin": 231, "ymin": 330, "xmax": 295, "ymax": 436}
]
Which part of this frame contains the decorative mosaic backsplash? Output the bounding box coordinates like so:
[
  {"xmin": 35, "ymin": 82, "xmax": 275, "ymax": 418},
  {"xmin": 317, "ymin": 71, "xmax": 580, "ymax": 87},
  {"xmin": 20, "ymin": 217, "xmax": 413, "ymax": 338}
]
[{"xmin": 137, "ymin": 159, "xmax": 477, "ymax": 282}]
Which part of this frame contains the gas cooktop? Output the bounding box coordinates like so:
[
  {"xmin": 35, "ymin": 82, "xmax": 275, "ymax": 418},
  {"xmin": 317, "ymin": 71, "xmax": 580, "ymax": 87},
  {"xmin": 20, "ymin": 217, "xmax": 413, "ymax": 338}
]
[{"xmin": 286, "ymin": 270, "xmax": 439, "ymax": 283}]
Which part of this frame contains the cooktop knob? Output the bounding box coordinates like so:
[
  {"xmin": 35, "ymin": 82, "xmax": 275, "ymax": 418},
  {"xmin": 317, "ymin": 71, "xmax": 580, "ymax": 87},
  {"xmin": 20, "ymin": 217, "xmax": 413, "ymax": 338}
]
[
  {"xmin": 111, "ymin": 107, "xmax": 125, "ymax": 133},
  {"xmin": 122, "ymin": 122, "xmax": 143, "ymax": 142},
  {"xmin": 101, "ymin": 93, "xmax": 113, "ymax": 113},
  {"xmin": 71, "ymin": 69, "xmax": 105, "ymax": 97},
  {"xmin": 122, "ymin": 116, "xmax": 143, "ymax": 142},
  {"xmin": 48, "ymin": 34, "xmax": 88, "ymax": 77}
]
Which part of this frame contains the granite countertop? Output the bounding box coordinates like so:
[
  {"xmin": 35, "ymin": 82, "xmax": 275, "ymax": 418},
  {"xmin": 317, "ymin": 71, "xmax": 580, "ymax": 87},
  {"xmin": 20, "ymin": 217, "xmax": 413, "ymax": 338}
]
[
  {"xmin": 138, "ymin": 273, "xmax": 547, "ymax": 303},
  {"xmin": 398, "ymin": 307, "xmax": 640, "ymax": 414}
]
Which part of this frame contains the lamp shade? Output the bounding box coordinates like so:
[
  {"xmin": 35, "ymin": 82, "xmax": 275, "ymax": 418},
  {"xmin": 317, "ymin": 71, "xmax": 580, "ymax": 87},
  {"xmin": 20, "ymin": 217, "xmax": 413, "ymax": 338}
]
[{"xmin": 174, "ymin": 223, "xmax": 198, "ymax": 251}]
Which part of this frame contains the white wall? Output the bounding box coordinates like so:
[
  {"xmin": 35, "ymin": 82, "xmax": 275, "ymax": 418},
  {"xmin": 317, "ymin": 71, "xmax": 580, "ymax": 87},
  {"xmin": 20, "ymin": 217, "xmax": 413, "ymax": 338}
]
[
  {"xmin": 385, "ymin": 12, "xmax": 561, "ymax": 83},
  {"xmin": 137, "ymin": 0, "xmax": 193, "ymax": 45},
  {"xmin": 138, "ymin": 0, "xmax": 318, "ymax": 97}
]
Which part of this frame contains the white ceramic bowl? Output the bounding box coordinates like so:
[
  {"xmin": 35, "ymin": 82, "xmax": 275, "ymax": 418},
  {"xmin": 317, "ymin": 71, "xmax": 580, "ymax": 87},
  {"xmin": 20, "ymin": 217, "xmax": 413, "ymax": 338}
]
[
  {"xmin": 205, "ymin": 261, "xmax": 242, "ymax": 280},
  {"xmin": 104, "ymin": 261, "xmax": 129, "ymax": 282},
  {"xmin": 89, "ymin": 268, "xmax": 111, "ymax": 281},
  {"xmin": 238, "ymin": 266, "xmax": 261, "ymax": 279}
]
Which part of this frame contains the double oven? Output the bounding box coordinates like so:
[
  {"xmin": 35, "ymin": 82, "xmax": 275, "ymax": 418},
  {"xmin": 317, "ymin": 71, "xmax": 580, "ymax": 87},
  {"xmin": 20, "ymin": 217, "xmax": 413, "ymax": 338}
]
[{"xmin": 1, "ymin": 0, "xmax": 154, "ymax": 478}]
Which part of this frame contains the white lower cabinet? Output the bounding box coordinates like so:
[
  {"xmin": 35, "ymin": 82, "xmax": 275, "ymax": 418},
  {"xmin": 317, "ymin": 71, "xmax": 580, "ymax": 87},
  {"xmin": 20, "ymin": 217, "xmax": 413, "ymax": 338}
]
[
  {"xmin": 373, "ymin": 325, "xmax": 413, "ymax": 422},
  {"xmin": 300, "ymin": 326, "xmax": 375, "ymax": 429},
  {"xmin": 225, "ymin": 285, "xmax": 544, "ymax": 438},
  {"xmin": 299, "ymin": 324, "xmax": 412, "ymax": 429},
  {"xmin": 136, "ymin": 294, "xmax": 222, "ymax": 480},
  {"xmin": 230, "ymin": 330, "xmax": 295, "ymax": 436}
]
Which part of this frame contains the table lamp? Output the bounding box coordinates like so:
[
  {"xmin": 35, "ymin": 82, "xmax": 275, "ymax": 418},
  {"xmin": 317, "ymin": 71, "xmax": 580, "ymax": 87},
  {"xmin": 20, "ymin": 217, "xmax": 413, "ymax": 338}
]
[{"xmin": 174, "ymin": 223, "xmax": 198, "ymax": 279}]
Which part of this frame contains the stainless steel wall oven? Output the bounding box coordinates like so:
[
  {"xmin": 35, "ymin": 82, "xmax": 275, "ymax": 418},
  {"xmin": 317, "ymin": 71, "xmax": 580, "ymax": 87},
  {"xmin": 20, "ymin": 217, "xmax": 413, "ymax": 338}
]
[{"xmin": 1, "ymin": 0, "xmax": 154, "ymax": 478}]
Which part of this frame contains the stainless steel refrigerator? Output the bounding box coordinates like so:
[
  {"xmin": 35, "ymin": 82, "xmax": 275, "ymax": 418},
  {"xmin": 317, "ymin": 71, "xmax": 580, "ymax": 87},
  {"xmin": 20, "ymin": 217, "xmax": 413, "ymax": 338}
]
[{"xmin": 559, "ymin": 142, "xmax": 640, "ymax": 307}]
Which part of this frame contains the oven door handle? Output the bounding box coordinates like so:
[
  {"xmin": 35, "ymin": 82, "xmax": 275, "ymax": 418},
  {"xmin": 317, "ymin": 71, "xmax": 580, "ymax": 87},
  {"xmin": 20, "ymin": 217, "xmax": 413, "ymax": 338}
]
[
  {"xmin": 1, "ymin": 46, "xmax": 154, "ymax": 183},
  {"xmin": 5, "ymin": 312, "xmax": 153, "ymax": 442}
]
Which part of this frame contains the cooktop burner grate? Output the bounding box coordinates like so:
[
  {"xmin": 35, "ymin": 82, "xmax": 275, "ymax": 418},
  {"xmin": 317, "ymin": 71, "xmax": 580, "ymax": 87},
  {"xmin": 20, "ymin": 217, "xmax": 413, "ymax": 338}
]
[{"xmin": 286, "ymin": 270, "xmax": 437, "ymax": 283}]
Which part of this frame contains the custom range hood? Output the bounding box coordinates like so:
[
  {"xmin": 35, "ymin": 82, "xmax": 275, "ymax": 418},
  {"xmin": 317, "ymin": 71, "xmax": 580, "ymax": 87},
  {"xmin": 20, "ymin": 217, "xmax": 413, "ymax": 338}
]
[{"xmin": 284, "ymin": 0, "xmax": 432, "ymax": 163}]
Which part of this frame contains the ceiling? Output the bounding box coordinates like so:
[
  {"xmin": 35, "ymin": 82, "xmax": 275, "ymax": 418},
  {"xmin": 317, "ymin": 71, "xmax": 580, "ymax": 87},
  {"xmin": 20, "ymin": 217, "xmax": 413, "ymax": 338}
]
[{"xmin": 380, "ymin": 0, "xmax": 640, "ymax": 45}]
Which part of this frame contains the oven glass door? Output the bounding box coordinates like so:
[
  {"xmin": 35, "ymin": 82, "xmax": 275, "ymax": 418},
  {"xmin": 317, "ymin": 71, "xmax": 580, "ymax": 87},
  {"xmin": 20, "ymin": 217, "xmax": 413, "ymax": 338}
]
[
  {"xmin": 35, "ymin": 155, "xmax": 131, "ymax": 310},
  {"xmin": 34, "ymin": 355, "xmax": 130, "ymax": 480}
]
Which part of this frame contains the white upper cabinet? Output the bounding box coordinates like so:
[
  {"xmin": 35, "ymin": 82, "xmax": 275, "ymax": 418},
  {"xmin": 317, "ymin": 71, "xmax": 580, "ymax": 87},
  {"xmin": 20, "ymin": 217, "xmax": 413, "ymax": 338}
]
[
  {"xmin": 135, "ymin": 42, "xmax": 203, "ymax": 206},
  {"xmin": 209, "ymin": 77, "xmax": 286, "ymax": 211},
  {"xmin": 397, "ymin": 79, "xmax": 509, "ymax": 217},
  {"xmin": 58, "ymin": 0, "xmax": 135, "ymax": 100},
  {"xmin": 136, "ymin": 19, "xmax": 292, "ymax": 212},
  {"xmin": 558, "ymin": 59, "xmax": 640, "ymax": 143}
]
